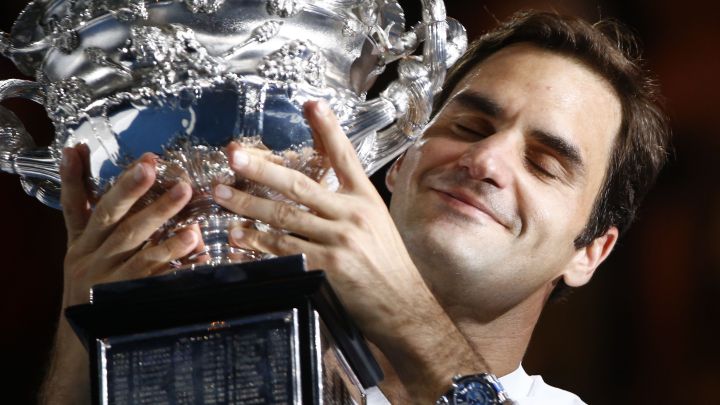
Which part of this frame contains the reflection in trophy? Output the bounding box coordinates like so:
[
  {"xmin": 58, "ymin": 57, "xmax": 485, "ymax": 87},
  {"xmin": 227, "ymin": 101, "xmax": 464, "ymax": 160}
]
[{"xmin": 1, "ymin": 0, "xmax": 465, "ymax": 403}]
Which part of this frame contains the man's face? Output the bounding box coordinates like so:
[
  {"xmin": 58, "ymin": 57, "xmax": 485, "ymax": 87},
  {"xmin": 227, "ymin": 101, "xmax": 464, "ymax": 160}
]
[{"xmin": 386, "ymin": 43, "xmax": 621, "ymax": 318}]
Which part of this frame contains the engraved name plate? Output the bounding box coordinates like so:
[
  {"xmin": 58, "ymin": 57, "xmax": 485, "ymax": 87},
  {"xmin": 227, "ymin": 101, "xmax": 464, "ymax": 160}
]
[{"xmin": 97, "ymin": 310, "xmax": 301, "ymax": 405}]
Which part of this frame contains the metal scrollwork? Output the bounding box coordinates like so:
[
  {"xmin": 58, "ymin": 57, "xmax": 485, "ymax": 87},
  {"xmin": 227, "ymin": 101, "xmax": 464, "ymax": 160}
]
[
  {"xmin": 223, "ymin": 20, "xmax": 284, "ymax": 59},
  {"xmin": 85, "ymin": 47, "xmax": 133, "ymax": 79}
]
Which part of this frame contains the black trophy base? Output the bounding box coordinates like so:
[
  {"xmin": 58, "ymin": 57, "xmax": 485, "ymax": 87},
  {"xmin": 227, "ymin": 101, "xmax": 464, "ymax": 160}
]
[{"xmin": 65, "ymin": 255, "xmax": 382, "ymax": 404}]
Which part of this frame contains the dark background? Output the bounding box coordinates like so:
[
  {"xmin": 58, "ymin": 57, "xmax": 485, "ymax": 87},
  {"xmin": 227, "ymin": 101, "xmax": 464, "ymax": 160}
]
[{"xmin": 1, "ymin": 0, "xmax": 718, "ymax": 403}]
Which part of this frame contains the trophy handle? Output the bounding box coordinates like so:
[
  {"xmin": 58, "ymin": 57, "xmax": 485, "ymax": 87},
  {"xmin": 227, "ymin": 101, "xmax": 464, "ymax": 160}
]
[
  {"xmin": 0, "ymin": 79, "xmax": 62, "ymax": 209},
  {"xmin": 2, "ymin": 17, "xmax": 55, "ymax": 77},
  {"xmin": 347, "ymin": 1, "xmax": 467, "ymax": 175}
]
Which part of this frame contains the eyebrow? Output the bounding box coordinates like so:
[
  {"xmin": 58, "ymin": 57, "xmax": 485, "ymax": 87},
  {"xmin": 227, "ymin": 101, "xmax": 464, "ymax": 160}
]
[
  {"xmin": 530, "ymin": 129, "xmax": 585, "ymax": 174},
  {"xmin": 451, "ymin": 91, "xmax": 504, "ymax": 118}
]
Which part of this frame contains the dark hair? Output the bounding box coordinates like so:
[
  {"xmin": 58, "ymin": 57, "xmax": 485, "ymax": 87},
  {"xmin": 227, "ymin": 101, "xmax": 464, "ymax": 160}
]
[{"xmin": 432, "ymin": 11, "xmax": 671, "ymax": 300}]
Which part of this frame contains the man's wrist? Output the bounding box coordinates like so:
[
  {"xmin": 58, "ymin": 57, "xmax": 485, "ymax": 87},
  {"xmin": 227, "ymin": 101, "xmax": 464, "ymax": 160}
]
[
  {"xmin": 39, "ymin": 310, "xmax": 91, "ymax": 405},
  {"xmin": 371, "ymin": 291, "xmax": 489, "ymax": 401},
  {"xmin": 436, "ymin": 373, "xmax": 515, "ymax": 405}
]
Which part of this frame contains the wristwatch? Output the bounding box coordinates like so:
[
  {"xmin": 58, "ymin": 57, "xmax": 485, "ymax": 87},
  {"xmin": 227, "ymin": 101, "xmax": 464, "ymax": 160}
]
[{"xmin": 436, "ymin": 373, "xmax": 515, "ymax": 405}]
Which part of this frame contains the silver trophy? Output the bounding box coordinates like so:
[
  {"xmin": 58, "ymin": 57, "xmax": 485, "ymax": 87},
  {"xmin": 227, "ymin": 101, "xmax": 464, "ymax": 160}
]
[
  {"xmin": 1, "ymin": 0, "xmax": 466, "ymax": 403},
  {"xmin": 0, "ymin": 0, "xmax": 466, "ymax": 266}
]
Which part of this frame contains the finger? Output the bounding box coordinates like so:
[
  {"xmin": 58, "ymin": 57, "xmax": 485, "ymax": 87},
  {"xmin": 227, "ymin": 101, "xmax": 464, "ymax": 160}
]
[
  {"xmin": 100, "ymin": 181, "xmax": 193, "ymax": 258},
  {"xmin": 121, "ymin": 229, "xmax": 199, "ymax": 278},
  {"xmin": 234, "ymin": 142, "xmax": 285, "ymax": 165},
  {"xmin": 213, "ymin": 184, "xmax": 335, "ymax": 241},
  {"xmin": 186, "ymin": 223, "xmax": 207, "ymax": 256},
  {"xmin": 226, "ymin": 143, "xmax": 343, "ymax": 218},
  {"xmin": 76, "ymin": 155, "xmax": 157, "ymax": 253},
  {"xmin": 60, "ymin": 147, "xmax": 91, "ymax": 244},
  {"xmin": 304, "ymin": 100, "xmax": 368, "ymax": 192},
  {"xmin": 229, "ymin": 226, "xmax": 319, "ymax": 262}
]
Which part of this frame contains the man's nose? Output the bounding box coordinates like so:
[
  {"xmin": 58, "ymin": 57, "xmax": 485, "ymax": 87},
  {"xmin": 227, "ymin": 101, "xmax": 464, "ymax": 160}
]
[{"xmin": 458, "ymin": 132, "xmax": 517, "ymax": 189}]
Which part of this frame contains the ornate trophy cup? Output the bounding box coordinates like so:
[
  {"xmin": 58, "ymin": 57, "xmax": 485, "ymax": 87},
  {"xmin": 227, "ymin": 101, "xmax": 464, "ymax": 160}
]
[{"xmin": 1, "ymin": 0, "xmax": 466, "ymax": 403}]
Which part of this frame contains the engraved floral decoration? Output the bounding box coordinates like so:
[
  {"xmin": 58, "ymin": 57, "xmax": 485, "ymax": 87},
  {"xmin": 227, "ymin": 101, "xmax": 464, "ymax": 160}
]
[
  {"xmin": 59, "ymin": 0, "xmax": 149, "ymax": 28},
  {"xmin": 44, "ymin": 77, "xmax": 93, "ymax": 123},
  {"xmin": 257, "ymin": 40, "xmax": 327, "ymax": 87},
  {"xmin": 266, "ymin": 0, "xmax": 303, "ymax": 18},
  {"xmin": 183, "ymin": 0, "xmax": 226, "ymax": 14},
  {"xmin": 114, "ymin": 0, "xmax": 150, "ymax": 22},
  {"xmin": 120, "ymin": 25, "xmax": 224, "ymax": 92},
  {"xmin": 45, "ymin": 15, "xmax": 79, "ymax": 54}
]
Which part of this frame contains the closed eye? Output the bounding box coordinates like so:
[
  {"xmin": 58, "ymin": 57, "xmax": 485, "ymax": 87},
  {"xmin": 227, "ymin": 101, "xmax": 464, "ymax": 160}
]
[
  {"xmin": 524, "ymin": 152, "xmax": 563, "ymax": 181},
  {"xmin": 526, "ymin": 159, "xmax": 556, "ymax": 179},
  {"xmin": 529, "ymin": 129, "xmax": 584, "ymax": 181},
  {"xmin": 450, "ymin": 121, "xmax": 494, "ymax": 140},
  {"xmin": 452, "ymin": 124, "xmax": 479, "ymax": 137}
]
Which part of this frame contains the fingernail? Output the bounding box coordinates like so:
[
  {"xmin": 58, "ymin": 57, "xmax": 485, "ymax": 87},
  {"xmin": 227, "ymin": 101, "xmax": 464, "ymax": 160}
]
[
  {"xmin": 315, "ymin": 100, "xmax": 330, "ymax": 117},
  {"xmin": 179, "ymin": 230, "xmax": 196, "ymax": 245},
  {"xmin": 214, "ymin": 184, "xmax": 233, "ymax": 200},
  {"xmin": 232, "ymin": 150, "xmax": 249, "ymax": 168},
  {"xmin": 231, "ymin": 227, "xmax": 244, "ymax": 240},
  {"xmin": 132, "ymin": 163, "xmax": 147, "ymax": 183},
  {"xmin": 169, "ymin": 182, "xmax": 188, "ymax": 200}
]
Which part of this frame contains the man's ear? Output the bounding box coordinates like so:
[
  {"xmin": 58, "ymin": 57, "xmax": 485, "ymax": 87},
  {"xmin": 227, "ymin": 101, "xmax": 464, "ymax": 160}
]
[
  {"xmin": 563, "ymin": 226, "xmax": 619, "ymax": 287},
  {"xmin": 385, "ymin": 153, "xmax": 406, "ymax": 193}
]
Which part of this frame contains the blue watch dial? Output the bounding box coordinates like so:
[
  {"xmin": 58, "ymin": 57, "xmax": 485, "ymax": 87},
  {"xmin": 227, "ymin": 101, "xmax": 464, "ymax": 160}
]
[{"xmin": 454, "ymin": 379, "xmax": 500, "ymax": 405}]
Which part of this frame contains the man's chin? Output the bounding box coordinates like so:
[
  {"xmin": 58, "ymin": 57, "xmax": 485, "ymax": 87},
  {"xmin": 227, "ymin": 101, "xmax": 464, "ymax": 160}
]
[{"xmin": 408, "ymin": 229, "xmax": 475, "ymax": 266}]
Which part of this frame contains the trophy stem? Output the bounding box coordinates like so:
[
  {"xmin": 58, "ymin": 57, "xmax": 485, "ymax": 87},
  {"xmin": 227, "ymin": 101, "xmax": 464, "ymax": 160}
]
[{"xmin": 179, "ymin": 195, "xmax": 274, "ymax": 267}]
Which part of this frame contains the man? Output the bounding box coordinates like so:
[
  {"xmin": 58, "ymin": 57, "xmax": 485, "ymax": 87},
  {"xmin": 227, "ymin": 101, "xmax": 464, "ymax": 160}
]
[{"xmin": 41, "ymin": 11, "xmax": 669, "ymax": 404}]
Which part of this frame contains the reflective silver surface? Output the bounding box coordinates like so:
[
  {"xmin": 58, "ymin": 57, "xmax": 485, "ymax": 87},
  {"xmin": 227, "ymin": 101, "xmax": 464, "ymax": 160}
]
[{"xmin": 0, "ymin": 0, "xmax": 466, "ymax": 265}]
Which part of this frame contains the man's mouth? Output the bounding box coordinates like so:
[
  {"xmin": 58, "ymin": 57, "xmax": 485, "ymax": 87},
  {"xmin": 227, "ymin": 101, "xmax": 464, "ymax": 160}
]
[{"xmin": 432, "ymin": 188, "xmax": 506, "ymax": 228}]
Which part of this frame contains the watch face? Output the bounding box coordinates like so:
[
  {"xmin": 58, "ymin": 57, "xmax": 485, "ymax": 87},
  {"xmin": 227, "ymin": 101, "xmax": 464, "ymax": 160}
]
[{"xmin": 454, "ymin": 379, "xmax": 500, "ymax": 405}]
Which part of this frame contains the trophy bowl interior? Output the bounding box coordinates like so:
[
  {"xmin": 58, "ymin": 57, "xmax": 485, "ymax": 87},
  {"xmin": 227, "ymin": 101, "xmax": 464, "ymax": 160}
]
[{"xmin": 64, "ymin": 79, "xmax": 333, "ymax": 266}]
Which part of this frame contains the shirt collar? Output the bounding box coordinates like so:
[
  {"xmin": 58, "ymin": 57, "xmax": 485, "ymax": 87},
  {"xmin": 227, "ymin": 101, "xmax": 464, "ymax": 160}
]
[{"xmin": 498, "ymin": 364, "xmax": 533, "ymax": 398}]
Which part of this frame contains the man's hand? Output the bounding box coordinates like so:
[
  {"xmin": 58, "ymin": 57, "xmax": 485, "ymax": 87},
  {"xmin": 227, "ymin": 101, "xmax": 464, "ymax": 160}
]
[
  {"xmin": 60, "ymin": 147, "xmax": 197, "ymax": 308},
  {"xmin": 40, "ymin": 146, "xmax": 198, "ymax": 405},
  {"xmin": 212, "ymin": 101, "xmax": 489, "ymax": 402},
  {"xmin": 214, "ymin": 101, "xmax": 419, "ymax": 341}
]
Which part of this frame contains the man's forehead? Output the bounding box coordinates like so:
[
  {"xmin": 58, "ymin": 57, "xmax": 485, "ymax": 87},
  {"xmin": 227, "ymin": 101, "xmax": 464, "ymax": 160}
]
[
  {"xmin": 451, "ymin": 45, "xmax": 618, "ymax": 126},
  {"xmin": 448, "ymin": 43, "xmax": 619, "ymax": 107}
]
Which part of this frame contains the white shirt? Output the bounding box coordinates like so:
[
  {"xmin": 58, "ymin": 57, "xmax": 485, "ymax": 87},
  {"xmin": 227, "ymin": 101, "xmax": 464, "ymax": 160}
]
[
  {"xmin": 499, "ymin": 365, "xmax": 586, "ymax": 404},
  {"xmin": 365, "ymin": 365, "xmax": 586, "ymax": 404}
]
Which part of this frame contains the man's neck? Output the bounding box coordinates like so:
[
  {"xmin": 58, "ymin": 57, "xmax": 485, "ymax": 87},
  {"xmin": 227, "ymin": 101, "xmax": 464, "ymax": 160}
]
[
  {"xmin": 446, "ymin": 283, "xmax": 551, "ymax": 377},
  {"xmin": 371, "ymin": 282, "xmax": 552, "ymax": 402}
]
